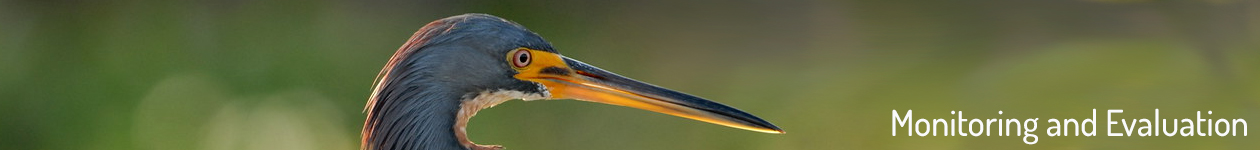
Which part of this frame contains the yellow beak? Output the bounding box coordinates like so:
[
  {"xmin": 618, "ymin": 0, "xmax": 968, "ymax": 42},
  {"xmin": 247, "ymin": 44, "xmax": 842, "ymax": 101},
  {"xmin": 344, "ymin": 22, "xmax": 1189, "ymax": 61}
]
[{"xmin": 511, "ymin": 49, "xmax": 784, "ymax": 134}]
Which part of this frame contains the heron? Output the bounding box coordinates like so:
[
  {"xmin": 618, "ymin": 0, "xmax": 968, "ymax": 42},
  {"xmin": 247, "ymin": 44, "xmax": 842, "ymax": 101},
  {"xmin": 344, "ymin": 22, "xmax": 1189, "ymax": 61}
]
[{"xmin": 362, "ymin": 13, "xmax": 783, "ymax": 150}]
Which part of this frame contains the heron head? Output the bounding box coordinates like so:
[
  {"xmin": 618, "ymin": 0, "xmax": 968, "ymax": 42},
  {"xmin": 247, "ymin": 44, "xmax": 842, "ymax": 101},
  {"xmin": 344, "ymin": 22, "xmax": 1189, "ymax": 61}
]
[{"xmin": 365, "ymin": 13, "xmax": 781, "ymax": 150}]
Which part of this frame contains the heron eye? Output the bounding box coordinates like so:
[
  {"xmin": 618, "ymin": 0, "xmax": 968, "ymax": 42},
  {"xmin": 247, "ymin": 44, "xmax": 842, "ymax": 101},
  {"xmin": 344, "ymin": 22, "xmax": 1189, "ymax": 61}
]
[{"xmin": 511, "ymin": 49, "xmax": 531, "ymax": 68}]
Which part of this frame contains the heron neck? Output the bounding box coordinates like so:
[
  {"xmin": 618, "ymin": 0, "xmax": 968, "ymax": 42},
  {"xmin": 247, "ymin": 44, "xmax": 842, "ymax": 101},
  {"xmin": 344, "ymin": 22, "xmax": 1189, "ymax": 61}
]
[{"xmin": 362, "ymin": 87, "xmax": 467, "ymax": 150}]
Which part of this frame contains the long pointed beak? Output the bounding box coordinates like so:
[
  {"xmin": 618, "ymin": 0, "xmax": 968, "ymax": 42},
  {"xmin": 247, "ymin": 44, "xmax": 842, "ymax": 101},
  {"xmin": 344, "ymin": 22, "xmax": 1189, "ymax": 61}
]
[{"xmin": 513, "ymin": 50, "xmax": 784, "ymax": 134}]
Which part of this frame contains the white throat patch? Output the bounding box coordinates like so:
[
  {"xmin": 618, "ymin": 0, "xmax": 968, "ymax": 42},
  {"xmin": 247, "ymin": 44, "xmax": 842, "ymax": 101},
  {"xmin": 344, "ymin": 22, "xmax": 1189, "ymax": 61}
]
[{"xmin": 454, "ymin": 90, "xmax": 546, "ymax": 150}]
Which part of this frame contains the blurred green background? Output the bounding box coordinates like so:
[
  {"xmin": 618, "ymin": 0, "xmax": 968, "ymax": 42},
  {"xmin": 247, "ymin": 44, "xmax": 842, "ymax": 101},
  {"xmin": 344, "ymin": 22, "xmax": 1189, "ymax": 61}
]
[{"xmin": 2, "ymin": 0, "xmax": 1258, "ymax": 149}]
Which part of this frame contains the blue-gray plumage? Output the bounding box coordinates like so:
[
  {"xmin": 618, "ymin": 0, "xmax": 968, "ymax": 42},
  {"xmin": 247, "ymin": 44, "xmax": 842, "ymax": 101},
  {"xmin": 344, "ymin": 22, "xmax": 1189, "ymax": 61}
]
[{"xmin": 363, "ymin": 14, "xmax": 782, "ymax": 150}]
